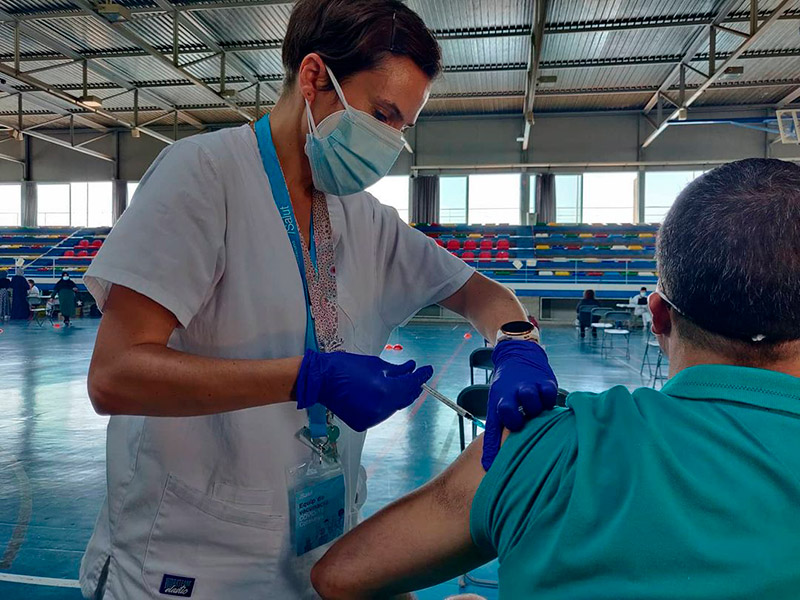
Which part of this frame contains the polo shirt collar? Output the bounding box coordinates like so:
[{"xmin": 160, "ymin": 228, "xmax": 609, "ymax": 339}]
[{"xmin": 662, "ymin": 364, "xmax": 800, "ymax": 417}]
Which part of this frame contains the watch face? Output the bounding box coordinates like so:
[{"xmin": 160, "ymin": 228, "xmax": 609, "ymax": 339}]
[{"xmin": 502, "ymin": 320, "xmax": 534, "ymax": 335}]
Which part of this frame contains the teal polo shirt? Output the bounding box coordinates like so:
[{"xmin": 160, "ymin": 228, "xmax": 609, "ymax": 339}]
[{"xmin": 471, "ymin": 365, "xmax": 800, "ymax": 599}]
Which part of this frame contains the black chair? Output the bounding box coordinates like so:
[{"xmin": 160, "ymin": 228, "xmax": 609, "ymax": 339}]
[
  {"xmin": 578, "ymin": 305, "xmax": 596, "ymax": 338},
  {"xmin": 469, "ymin": 347, "xmax": 494, "ymax": 385},
  {"xmin": 457, "ymin": 384, "xmax": 490, "ymax": 451}
]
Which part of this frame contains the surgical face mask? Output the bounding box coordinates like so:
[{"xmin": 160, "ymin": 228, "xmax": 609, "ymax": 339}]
[
  {"xmin": 62, "ymin": 275, "xmax": 69, "ymax": 280},
  {"xmin": 304, "ymin": 66, "xmax": 406, "ymax": 196},
  {"xmin": 640, "ymin": 291, "xmax": 647, "ymax": 297}
]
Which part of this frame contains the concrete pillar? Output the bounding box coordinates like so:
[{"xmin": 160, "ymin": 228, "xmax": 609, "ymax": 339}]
[
  {"xmin": 636, "ymin": 168, "xmax": 646, "ymax": 224},
  {"xmin": 112, "ymin": 179, "xmax": 127, "ymax": 223},
  {"xmin": 21, "ymin": 181, "xmax": 37, "ymax": 227},
  {"xmin": 520, "ymin": 173, "xmax": 531, "ymax": 225}
]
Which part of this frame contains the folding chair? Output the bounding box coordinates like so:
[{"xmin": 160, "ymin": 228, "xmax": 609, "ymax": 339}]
[
  {"xmin": 600, "ymin": 310, "xmax": 632, "ymax": 360},
  {"xmin": 469, "ymin": 347, "xmax": 494, "ymax": 385}
]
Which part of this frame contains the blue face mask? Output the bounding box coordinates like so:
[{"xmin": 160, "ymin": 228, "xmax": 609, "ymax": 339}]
[{"xmin": 304, "ymin": 67, "xmax": 407, "ymax": 196}]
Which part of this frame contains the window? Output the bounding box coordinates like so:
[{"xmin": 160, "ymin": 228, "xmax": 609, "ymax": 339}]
[
  {"xmin": 645, "ymin": 170, "xmax": 706, "ymax": 222},
  {"xmin": 468, "ymin": 173, "xmax": 520, "ymax": 225},
  {"xmin": 37, "ymin": 182, "xmax": 113, "ymax": 227},
  {"xmin": 439, "ymin": 176, "xmax": 467, "ymax": 224},
  {"xmin": 86, "ymin": 182, "xmax": 112, "ymax": 226},
  {"xmin": 0, "ymin": 184, "xmax": 22, "ymax": 226},
  {"xmin": 367, "ymin": 176, "xmax": 410, "ymax": 223},
  {"xmin": 37, "ymin": 184, "xmax": 71, "ymax": 226},
  {"xmin": 127, "ymin": 181, "xmax": 139, "ymax": 206},
  {"xmin": 582, "ymin": 172, "xmax": 637, "ymax": 223},
  {"xmin": 554, "ymin": 175, "xmax": 582, "ymax": 223}
]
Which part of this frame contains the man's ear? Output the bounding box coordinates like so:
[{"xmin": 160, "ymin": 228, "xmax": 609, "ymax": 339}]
[
  {"xmin": 649, "ymin": 292, "xmax": 672, "ymax": 336},
  {"xmin": 297, "ymin": 53, "xmax": 329, "ymax": 104}
]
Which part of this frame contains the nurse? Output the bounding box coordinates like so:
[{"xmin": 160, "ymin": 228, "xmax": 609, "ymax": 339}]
[{"xmin": 80, "ymin": 0, "xmax": 557, "ymax": 598}]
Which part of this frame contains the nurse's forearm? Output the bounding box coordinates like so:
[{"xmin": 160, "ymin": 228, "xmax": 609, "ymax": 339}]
[
  {"xmin": 88, "ymin": 284, "xmax": 303, "ymax": 417},
  {"xmin": 440, "ymin": 272, "xmax": 528, "ymax": 342},
  {"xmin": 90, "ymin": 346, "xmax": 302, "ymax": 417}
]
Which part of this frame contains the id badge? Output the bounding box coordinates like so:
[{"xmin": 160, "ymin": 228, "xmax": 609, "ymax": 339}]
[{"xmin": 287, "ymin": 452, "xmax": 346, "ymax": 556}]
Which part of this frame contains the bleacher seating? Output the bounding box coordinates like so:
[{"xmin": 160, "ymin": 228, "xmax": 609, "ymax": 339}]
[
  {"xmin": 412, "ymin": 222, "xmax": 659, "ymax": 298},
  {"xmin": 0, "ymin": 226, "xmax": 111, "ymax": 291}
]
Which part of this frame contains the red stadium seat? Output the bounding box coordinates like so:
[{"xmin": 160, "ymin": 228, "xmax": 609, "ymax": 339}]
[
  {"xmin": 480, "ymin": 238, "xmax": 494, "ymax": 250},
  {"xmin": 78, "ymin": 239, "xmax": 89, "ymax": 248},
  {"xmin": 90, "ymin": 250, "xmax": 98, "ymax": 257},
  {"xmin": 461, "ymin": 251, "xmax": 475, "ymax": 261},
  {"xmin": 77, "ymin": 250, "xmax": 89, "ymax": 257},
  {"xmin": 479, "ymin": 250, "xmax": 492, "ymax": 262},
  {"xmin": 435, "ymin": 238, "xmax": 445, "ymax": 248},
  {"xmin": 495, "ymin": 250, "xmax": 510, "ymax": 261},
  {"xmin": 64, "ymin": 250, "xmax": 75, "ymax": 257},
  {"xmin": 446, "ymin": 239, "xmax": 461, "ymax": 251},
  {"xmin": 91, "ymin": 239, "xmax": 103, "ymax": 248},
  {"xmin": 496, "ymin": 239, "xmax": 511, "ymax": 251},
  {"xmin": 463, "ymin": 239, "xmax": 478, "ymax": 251}
]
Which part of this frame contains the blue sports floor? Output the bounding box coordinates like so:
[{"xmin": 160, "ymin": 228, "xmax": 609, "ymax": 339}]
[{"xmin": 0, "ymin": 318, "xmax": 661, "ymax": 599}]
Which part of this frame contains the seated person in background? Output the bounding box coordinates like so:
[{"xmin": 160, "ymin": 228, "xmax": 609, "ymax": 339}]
[
  {"xmin": 630, "ymin": 285, "xmax": 652, "ymax": 327},
  {"xmin": 28, "ymin": 279, "xmax": 40, "ymax": 298},
  {"xmin": 311, "ymin": 158, "xmax": 800, "ymax": 600},
  {"xmin": 576, "ymin": 288, "xmax": 600, "ymax": 338}
]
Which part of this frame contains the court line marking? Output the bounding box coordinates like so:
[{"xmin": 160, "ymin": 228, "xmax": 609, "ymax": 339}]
[
  {"xmin": 436, "ymin": 415, "xmax": 459, "ymax": 464},
  {"xmin": 0, "ymin": 456, "xmax": 32, "ymax": 570},
  {"xmin": 0, "ymin": 573, "xmax": 81, "ymax": 588}
]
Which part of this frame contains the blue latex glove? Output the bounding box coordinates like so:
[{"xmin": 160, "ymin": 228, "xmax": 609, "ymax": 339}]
[
  {"xmin": 295, "ymin": 350, "xmax": 434, "ymax": 432},
  {"xmin": 482, "ymin": 340, "xmax": 558, "ymax": 471}
]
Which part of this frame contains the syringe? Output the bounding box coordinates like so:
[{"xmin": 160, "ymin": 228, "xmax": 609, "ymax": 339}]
[{"xmin": 422, "ymin": 383, "xmax": 486, "ymax": 430}]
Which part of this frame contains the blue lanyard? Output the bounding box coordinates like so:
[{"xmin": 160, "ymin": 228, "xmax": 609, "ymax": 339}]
[{"xmin": 254, "ymin": 115, "xmax": 327, "ymax": 438}]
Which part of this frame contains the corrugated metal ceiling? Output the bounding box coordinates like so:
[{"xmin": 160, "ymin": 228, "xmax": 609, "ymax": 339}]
[{"xmin": 0, "ymin": 0, "xmax": 798, "ymax": 130}]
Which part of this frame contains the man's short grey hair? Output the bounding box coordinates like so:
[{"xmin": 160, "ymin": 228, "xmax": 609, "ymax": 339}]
[{"xmin": 657, "ymin": 158, "xmax": 800, "ymax": 358}]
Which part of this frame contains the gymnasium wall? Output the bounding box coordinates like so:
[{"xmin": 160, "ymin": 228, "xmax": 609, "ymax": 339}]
[{"xmin": 1, "ymin": 108, "xmax": 798, "ymax": 182}]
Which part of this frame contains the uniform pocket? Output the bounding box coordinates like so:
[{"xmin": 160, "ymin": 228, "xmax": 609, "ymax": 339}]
[{"xmin": 142, "ymin": 475, "xmax": 285, "ymax": 599}]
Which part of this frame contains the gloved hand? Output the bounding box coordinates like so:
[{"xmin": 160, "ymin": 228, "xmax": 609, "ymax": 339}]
[
  {"xmin": 295, "ymin": 350, "xmax": 434, "ymax": 432},
  {"xmin": 482, "ymin": 340, "xmax": 558, "ymax": 471}
]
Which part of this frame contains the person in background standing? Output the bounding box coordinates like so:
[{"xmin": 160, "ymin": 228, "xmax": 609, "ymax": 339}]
[
  {"xmin": 53, "ymin": 272, "xmax": 78, "ymax": 326},
  {"xmin": 10, "ymin": 267, "xmax": 31, "ymax": 320},
  {"xmin": 0, "ymin": 271, "xmax": 10, "ymax": 320}
]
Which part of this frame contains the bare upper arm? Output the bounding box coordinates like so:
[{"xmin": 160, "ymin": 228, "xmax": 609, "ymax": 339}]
[
  {"xmin": 89, "ymin": 285, "xmax": 178, "ymax": 396},
  {"xmin": 311, "ymin": 432, "xmax": 507, "ymax": 599}
]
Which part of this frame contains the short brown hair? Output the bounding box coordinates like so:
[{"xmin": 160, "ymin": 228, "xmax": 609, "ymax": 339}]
[{"xmin": 282, "ymin": 0, "xmax": 442, "ymax": 89}]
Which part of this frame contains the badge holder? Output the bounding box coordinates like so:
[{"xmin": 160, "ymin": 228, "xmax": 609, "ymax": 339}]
[{"xmin": 287, "ymin": 420, "xmax": 346, "ymax": 556}]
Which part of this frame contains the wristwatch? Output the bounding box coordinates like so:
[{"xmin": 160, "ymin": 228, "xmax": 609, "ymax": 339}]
[{"xmin": 495, "ymin": 319, "xmax": 541, "ymax": 346}]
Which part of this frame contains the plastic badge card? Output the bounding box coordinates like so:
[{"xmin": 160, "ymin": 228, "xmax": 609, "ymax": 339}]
[{"xmin": 287, "ymin": 459, "xmax": 346, "ymax": 556}]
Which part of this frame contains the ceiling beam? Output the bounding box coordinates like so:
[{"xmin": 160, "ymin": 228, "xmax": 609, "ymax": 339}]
[
  {"xmin": 642, "ymin": 0, "xmax": 797, "ymax": 149},
  {"xmin": 0, "ymin": 9, "xmax": 205, "ymax": 129},
  {"xmin": 540, "ymin": 48, "xmax": 800, "ymax": 70},
  {"xmin": 23, "ymin": 128, "xmax": 114, "ymax": 161},
  {"xmin": 776, "ymin": 86, "xmax": 800, "ymax": 107},
  {"xmin": 150, "ymin": 0, "xmax": 278, "ymax": 105},
  {"xmin": 62, "ymin": 0, "xmax": 253, "ymax": 121},
  {"xmin": 643, "ymin": 0, "xmax": 741, "ymax": 115},
  {"xmin": 522, "ymin": 0, "xmax": 548, "ymax": 150},
  {"xmin": 6, "ymin": 79, "xmax": 798, "ymax": 119},
  {"xmin": 0, "ymin": 62, "xmax": 174, "ymax": 145},
  {"xmin": 545, "ymin": 9, "xmax": 800, "ymax": 34},
  {"xmin": 5, "ymin": 1, "xmax": 800, "ymax": 34},
  {"xmin": 5, "ymin": 42, "xmax": 798, "ymax": 72},
  {"xmin": 0, "ymin": 80, "xmax": 108, "ymax": 132}
]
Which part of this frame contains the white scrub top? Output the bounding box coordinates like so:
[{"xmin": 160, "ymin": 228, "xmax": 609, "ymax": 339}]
[{"xmin": 79, "ymin": 124, "xmax": 473, "ymax": 600}]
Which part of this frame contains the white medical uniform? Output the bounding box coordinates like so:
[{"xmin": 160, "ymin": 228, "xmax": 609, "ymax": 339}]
[
  {"xmin": 631, "ymin": 293, "xmax": 652, "ymax": 326},
  {"xmin": 79, "ymin": 124, "xmax": 473, "ymax": 599}
]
